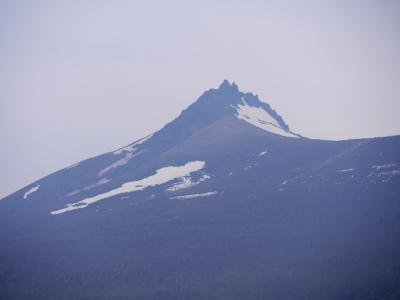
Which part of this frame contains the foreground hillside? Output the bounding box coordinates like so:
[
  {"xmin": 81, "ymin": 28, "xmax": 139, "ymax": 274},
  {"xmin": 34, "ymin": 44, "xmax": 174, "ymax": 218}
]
[{"xmin": 1, "ymin": 81, "xmax": 399, "ymax": 299}]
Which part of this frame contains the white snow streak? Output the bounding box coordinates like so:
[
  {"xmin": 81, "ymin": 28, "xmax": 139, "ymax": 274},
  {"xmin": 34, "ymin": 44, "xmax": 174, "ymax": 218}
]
[
  {"xmin": 337, "ymin": 168, "xmax": 355, "ymax": 173},
  {"xmin": 67, "ymin": 190, "xmax": 80, "ymax": 197},
  {"xmin": 258, "ymin": 150, "xmax": 268, "ymax": 156},
  {"xmin": 113, "ymin": 145, "xmax": 137, "ymax": 155},
  {"xmin": 98, "ymin": 150, "xmax": 144, "ymax": 177},
  {"xmin": 378, "ymin": 170, "xmax": 400, "ymax": 177},
  {"xmin": 170, "ymin": 191, "xmax": 218, "ymax": 200},
  {"xmin": 51, "ymin": 161, "xmax": 205, "ymax": 215},
  {"xmin": 66, "ymin": 162, "xmax": 80, "ymax": 169},
  {"xmin": 113, "ymin": 134, "xmax": 153, "ymax": 155},
  {"xmin": 23, "ymin": 185, "xmax": 40, "ymax": 199},
  {"xmin": 372, "ymin": 163, "xmax": 397, "ymax": 170},
  {"xmin": 83, "ymin": 178, "xmax": 112, "ymax": 191}
]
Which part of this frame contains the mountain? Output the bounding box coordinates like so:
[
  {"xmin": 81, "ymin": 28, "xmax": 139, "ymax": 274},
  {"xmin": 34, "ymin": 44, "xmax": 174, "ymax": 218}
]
[{"xmin": 1, "ymin": 80, "xmax": 400, "ymax": 300}]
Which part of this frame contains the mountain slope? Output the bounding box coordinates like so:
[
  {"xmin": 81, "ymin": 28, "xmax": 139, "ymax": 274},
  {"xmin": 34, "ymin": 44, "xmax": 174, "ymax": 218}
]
[{"xmin": 1, "ymin": 81, "xmax": 400, "ymax": 300}]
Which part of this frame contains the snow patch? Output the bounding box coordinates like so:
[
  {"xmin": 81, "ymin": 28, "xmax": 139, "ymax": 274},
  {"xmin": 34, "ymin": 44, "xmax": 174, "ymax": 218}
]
[
  {"xmin": 337, "ymin": 168, "xmax": 355, "ymax": 173},
  {"xmin": 244, "ymin": 163, "xmax": 258, "ymax": 170},
  {"xmin": 66, "ymin": 162, "xmax": 80, "ymax": 169},
  {"xmin": 378, "ymin": 170, "xmax": 400, "ymax": 177},
  {"xmin": 113, "ymin": 134, "xmax": 153, "ymax": 155},
  {"xmin": 83, "ymin": 178, "xmax": 111, "ymax": 191},
  {"xmin": 114, "ymin": 146, "xmax": 137, "ymax": 155},
  {"xmin": 67, "ymin": 190, "xmax": 80, "ymax": 197},
  {"xmin": 378, "ymin": 170, "xmax": 400, "ymax": 182},
  {"xmin": 167, "ymin": 174, "xmax": 210, "ymax": 192},
  {"xmin": 98, "ymin": 150, "xmax": 144, "ymax": 177},
  {"xmin": 372, "ymin": 163, "xmax": 397, "ymax": 170},
  {"xmin": 50, "ymin": 161, "xmax": 205, "ymax": 215},
  {"xmin": 258, "ymin": 150, "xmax": 268, "ymax": 156},
  {"xmin": 23, "ymin": 185, "xmax": 40, "ymax": 199},
  {"xmin": 170, "ymin": 191, "xmax": 218, "ymax": 200},
  {"xmin": 167, "ymin": 176, "xmax": 193, "ymax": 192},
  {"xmin": 96, "ymin": 178, "xmax": 111, "ymax": 185},
  {"xmin": 234, "ymin": 99, "xmax": 298, "ymax": 138}
]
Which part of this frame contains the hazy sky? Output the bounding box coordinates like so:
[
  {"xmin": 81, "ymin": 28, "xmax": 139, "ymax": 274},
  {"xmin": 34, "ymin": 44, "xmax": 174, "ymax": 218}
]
[{"xmin": 1, "ymin": 0, "xmax": 400, "ymax": 198}]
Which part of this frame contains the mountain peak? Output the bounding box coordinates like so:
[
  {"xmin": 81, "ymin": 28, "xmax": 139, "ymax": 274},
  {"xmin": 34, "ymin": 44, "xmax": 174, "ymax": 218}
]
[
  {"xmin": 152, "ymin": 81, "xmax": 299, "ymax": 148},
  {"xmin": 208, "ymin": 80, "xmax": 296, "ymax": 135},
  {"xmin": 218, "ymin": 79, "xmax": 239, "ymax": 92}
]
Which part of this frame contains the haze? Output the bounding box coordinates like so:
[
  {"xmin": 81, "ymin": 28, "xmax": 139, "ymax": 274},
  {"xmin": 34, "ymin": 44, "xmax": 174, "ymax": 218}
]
[{"xmin": 1, "ymin": 0, "xmax": 400, "ymax": 198}]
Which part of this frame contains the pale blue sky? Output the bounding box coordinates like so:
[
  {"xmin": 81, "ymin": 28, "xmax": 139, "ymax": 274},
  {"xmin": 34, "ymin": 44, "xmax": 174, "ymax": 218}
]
[{"xmin": 1, "ymin": 0, "xmax": 400, "ymax": 198}]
